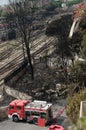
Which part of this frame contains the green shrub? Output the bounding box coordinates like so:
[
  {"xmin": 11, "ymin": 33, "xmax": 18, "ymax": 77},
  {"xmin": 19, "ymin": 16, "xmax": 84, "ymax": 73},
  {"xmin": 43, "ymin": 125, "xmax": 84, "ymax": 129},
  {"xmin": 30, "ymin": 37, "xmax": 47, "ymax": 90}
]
[
  {"xmin": 45, "ymin": 2, "xmax": 60, "ymax": 11},
  {"xmin": 66, "ymin": 88, "xmax": 86, "ymax": 124},
  {"xmin": 67, "ymin": 0, "xmax": 83, "ymax": 7}
]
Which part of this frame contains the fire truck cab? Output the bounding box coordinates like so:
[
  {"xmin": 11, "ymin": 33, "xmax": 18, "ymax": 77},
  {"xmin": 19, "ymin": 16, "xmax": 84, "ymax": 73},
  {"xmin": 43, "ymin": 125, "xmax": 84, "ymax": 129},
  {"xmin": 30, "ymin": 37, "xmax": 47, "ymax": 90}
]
[
  {"xmin": 8, "ymin": 99, "xmax": 29, "ymax": 122},
  {"xmin": 8, "ymin": 99, "xmax": 53, "ymax": 124}
]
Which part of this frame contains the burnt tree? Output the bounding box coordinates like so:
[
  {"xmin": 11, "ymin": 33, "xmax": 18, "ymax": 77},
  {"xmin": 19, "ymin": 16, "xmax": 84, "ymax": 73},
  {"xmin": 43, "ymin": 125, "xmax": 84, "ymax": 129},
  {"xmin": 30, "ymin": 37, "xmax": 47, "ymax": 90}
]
[{"xmin": 7, "ymin": 0, "xmax": 40, "ymax": 80}]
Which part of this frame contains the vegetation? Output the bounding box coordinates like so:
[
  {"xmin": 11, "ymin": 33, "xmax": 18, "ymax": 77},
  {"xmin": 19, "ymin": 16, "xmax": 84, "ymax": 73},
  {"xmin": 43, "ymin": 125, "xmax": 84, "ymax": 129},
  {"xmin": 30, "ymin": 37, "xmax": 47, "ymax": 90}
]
[
  {"xmin": 81, "ymin": 32, "xmax": 86, "ymax": 59},
  {"xmin": 76, "ymin": 118, "xmax": 86, "ymax": 130},
  {"xmin": 45, "ymin": 3, "xmax": 86, "ymax": 126},
  {"xmin": 45, "ymin": 1, "xmax": 61, "ymax": 11},
  {"xmin": 70, "ymin": 61, "xmax": 86, "ymax": 86},
  {"xmin": 46, "ymin": 15, "xmax": 73, "ymax": 61},
  {"xmin": 66, "ymin": 2, "xmax": 86, "ymax": 126},
  {"xmin": 0, "ymin": 9, "xmax": 2, "ymax": 17},
  {"xmin": 69, "ymin": 31, "xmax": 82, "ymax": 56},
  {"xmin": 66, "ymin": 88, "xmax": 86, "ymax": 124},
  {"xmin": 67, "ymin": 0, "xmax": 83, "ymax": 7},
  {"xmin": 78, "ymin": 5, "xmax": 86, "ymax": 59},
  {"xmin": 45, "ymin": 0, "xmax": 83, "ymax": 9},
  {"xmin": 46, "ymin": 15, "xmax": 76, "ymax": 82}
]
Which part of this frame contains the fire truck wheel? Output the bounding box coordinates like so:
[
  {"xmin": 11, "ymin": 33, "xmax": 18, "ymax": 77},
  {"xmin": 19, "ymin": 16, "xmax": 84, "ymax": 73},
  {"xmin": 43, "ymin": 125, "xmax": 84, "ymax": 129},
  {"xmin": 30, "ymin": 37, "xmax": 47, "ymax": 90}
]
[
  {"xmin": 12, "ymin": 115, "xmax": 19, "ymax": 122},
  {"xmin": 33, "ymin": 118, "xmax": 38, "ymax": 124}
]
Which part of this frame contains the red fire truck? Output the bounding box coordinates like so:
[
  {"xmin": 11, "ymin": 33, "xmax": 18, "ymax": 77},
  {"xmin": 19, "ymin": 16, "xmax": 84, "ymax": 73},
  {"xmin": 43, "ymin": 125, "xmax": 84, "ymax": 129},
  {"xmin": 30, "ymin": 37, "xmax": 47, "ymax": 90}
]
[{"xmin": 8, "ymin": 99, "xmax": 53, "ymax": 124}]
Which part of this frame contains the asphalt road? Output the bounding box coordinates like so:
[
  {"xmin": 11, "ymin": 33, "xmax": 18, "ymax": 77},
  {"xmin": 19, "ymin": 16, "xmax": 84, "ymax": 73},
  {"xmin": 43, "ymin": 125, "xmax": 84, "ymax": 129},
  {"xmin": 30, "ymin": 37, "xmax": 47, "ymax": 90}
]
[
  {"xmin": 0, "ymin": 117, "xmax": 70, "ymax": 130},
  {"xmin": 0, "ymin": 119, "xmax": 48, "ymax": 130}
]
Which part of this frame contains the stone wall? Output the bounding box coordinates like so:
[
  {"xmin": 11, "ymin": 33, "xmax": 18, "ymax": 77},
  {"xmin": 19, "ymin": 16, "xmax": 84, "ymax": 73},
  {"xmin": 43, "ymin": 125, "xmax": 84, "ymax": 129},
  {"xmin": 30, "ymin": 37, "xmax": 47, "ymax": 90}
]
[
  {"xmin": 5, "ymin": 85, "xmax": 32, "ymax": 101},
  {"xmin": 0, "ymin": 106, "xmax": 8, "ymax": 121}
]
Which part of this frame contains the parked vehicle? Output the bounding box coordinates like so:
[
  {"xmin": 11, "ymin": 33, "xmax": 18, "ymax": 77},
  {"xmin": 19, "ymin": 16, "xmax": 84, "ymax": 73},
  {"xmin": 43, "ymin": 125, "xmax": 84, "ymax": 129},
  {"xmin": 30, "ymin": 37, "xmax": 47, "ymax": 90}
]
[
  {"xmin": 49, "ymin": 125, "xmax": 64, "ymax": 130},
  {"xmin": 8, "ymin": 99, "xmax": 53, "ymax": 124}
]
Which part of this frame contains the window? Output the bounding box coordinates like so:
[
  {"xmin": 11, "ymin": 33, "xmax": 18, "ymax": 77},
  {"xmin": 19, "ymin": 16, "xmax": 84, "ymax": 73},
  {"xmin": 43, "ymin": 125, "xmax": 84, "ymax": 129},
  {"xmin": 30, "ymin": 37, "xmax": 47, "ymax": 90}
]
[
  {"xmin": 17, "ymin": 106, "xmax": 21, "ymax": 110},
  {"xmin": 31, "ymin": 111, "xmax": 40, "ymax": 116},
  {"xmin": 41, "ymin": 113, "xmax": 46, "ymax": 119},
  {"xmin": 25, "ymin": 111, "xmax": 30, "ymax": 116},
  {"xmin": 9, "ymin": 105, "xmax": 14, "ymax": 109}
]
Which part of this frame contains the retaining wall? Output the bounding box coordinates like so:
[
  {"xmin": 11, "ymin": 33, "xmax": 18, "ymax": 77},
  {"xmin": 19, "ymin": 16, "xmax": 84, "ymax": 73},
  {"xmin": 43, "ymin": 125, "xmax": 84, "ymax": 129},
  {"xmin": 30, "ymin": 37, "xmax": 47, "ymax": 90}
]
[{"xmin": 0, "ymin": 106, "xmax": 8, "ymax": 121}]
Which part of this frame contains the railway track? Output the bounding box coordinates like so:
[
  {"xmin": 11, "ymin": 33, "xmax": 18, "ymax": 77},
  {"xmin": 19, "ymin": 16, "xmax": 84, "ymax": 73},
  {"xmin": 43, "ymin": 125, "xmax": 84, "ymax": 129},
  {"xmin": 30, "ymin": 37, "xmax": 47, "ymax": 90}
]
[
  {"xmin": 32, "ymin": 37, "xmax": 56, "ymax": 57},
  {"xmin": 0, "ymin": 35, "xmax": 56, "ymax": 82},
  {"xmin": 0, "ymin": 11, "xmax": 61, "ymax": 83},
  {"xmin": 0, "ymin": 45, "xmax": 22, "ymax": 61}
]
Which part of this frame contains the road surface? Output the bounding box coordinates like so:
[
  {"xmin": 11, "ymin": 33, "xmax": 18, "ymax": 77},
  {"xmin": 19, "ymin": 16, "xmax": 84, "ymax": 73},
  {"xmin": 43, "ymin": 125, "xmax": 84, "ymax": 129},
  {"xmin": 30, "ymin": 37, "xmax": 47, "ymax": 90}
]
[
  {"xmin": 0, "ymin": 116, "xmax": 70, "ymax": 130},
  {"xmin": 0, "ymin": 119, "xmax": 48, "ymax": 130}
]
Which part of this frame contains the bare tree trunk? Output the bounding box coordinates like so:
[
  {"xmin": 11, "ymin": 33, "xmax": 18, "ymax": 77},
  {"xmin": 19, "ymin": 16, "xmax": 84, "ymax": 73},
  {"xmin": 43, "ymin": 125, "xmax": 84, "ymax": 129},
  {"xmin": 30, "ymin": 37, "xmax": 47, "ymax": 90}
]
[
  {"xmin": 26, "ymin": 46, "xmax": 34, "ymax": 80},
  {"xmin": 22, "ymin": 40, "xmax": 26, "ymax": 60},
  {"xmin": 7, "ymin": 0, "xmax": 39, "ymax": 80},
  {"xmin": 23, "ymin": 31, "xmax": 34, "ymax": 80}
]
